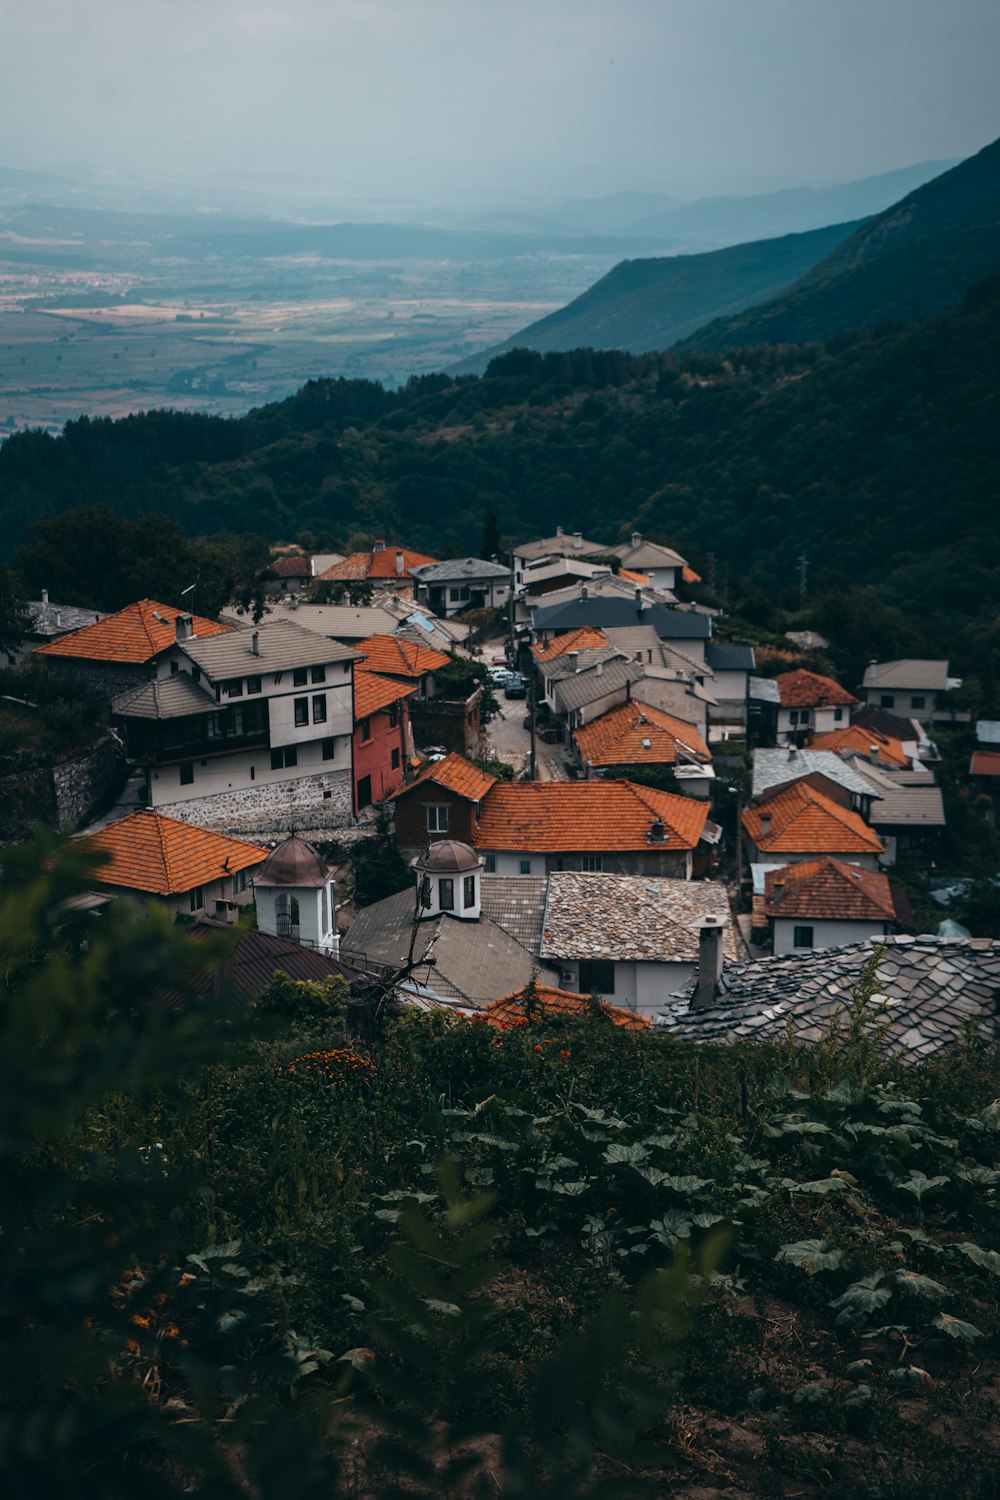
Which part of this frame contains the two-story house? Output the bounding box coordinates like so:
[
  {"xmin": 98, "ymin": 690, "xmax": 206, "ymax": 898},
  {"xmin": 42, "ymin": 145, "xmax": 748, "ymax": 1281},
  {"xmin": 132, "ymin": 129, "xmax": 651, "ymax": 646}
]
[
  {"xmin": 860, "ymin": 659, "xmax": 965, "ymax": 723},
  {"xmin": 352, "ymin": 670, "xmax": 416, "ymax": 813},
  {"xmin": 572, "ymin": 700, "xmax": 711, "ymax": 785},
  {"xmin": 761, "ymin": 857, "xmax": 901, "ymax": 956},
  {"xmin": 773, "ymin": 668, "xmax": 857, "ymax": 745},
  {"xmin": 410, "ymin": 557, "xmax": 511, "ymax": 617},
  {"xmin": 35, "ymin": 597, "xmax": 230, "ymax": 701},
  {"xmin": 113, "ymin": 618, "xmax": 358, "ymax": 833},
  {"xmin": 742, "ymin": 780, "xmax": 884, "ymax": 869},
  {"xmin": 316, "ymin": 540, "xmax": 439, "ymax": 594},
  {"xmin": 608, "ymin": 532, "xmax": 690, "ymax": 593},
  {"xmin": 511, "ymin": 526, "xmax": 609, "ymax": 589}
]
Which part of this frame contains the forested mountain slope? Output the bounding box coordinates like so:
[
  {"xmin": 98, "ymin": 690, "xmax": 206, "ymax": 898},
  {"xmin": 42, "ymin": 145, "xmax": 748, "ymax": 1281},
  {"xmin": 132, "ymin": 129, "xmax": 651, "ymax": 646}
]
[
  {"xmin": 454, "ymin": 220, "xmax": 861, "ymax": 371},
  {"xmin": 3, "ymin": 277, "xmax": 998, "ymax": 680},
  {"xmin": 682, "ymin": 134, "xmax": 1000, "ymax": 351}
]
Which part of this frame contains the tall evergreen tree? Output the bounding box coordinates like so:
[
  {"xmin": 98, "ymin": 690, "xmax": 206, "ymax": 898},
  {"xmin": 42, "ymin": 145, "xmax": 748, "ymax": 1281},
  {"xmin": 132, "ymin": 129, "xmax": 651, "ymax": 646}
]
[{"xmin": 480, "ymin": 499, "xmax": 502, "ymax": 560}]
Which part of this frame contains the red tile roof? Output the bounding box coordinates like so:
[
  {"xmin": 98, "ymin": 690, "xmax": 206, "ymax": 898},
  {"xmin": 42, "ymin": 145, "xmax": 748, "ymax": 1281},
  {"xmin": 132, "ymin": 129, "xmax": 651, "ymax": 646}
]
[
  {"xmin": 353, "ymin": 669, "xmax": 417, "ymax": 721},
  {"xmin": 36, "ymin": 599, "xmax": 230, "ymax": 665},
  {"xmin": 971, "ymin": 751, "xmax": 1000, "ymax": 778},
  {"xmin": 764, "ymin": 857, "xmax": 897, "ymax": 922},
  {"xmin": 617, "ymin": 568, "xmax": 649, "ymax": 585},
  {"xmin": 479, "ymin": 984, "xmax": 650, "ymax": 1031},
  {"xmin": 77, "ymin": 809, "xmax": 266, "ymax": 896},
  {"xmin": 682, "ymin": 565, "xmax": 702, "ymax": 584},
  {"xmin": 774, "ymin": 668, "xmax": 857, "ymax": 709},
  {"xmin": 391, "ymin": 752, "xmax": 497, "ymax": 803},
  {"xmin": 744, "ymin": 781, "xmax": 883, "ymax": 855},
  {"xmin": 810, "ymin": 723, "xmax": 909, "ymax": 767},
  {"xmin": 317, "ymin": 544, "xmax": 438, "ymax": 582},
  {"xmin": 271, "ymin": 553, "xmax": 312, "ymax": 577},
  {"xmin": 354, "ymin": 634, "xmax": 451, "ymax": 678},
  {"xmin": 574, "ymin": 700, "xmax": 710, "ymax": 768},
  {"xmin": 476, "ymin": 778, "xmax": 709, "ymax": 852},
  {"xmin": 532, "ymin": 626, "xmax": 610, "ymax": 662}
]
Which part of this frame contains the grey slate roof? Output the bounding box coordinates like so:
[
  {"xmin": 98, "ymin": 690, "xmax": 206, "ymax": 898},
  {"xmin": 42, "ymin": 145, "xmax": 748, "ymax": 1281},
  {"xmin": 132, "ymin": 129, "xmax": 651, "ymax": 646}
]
[
  {"xmin": 609, "ymin": 538, "xmax": 688, "ymax": 570},
  {"xmin": 515, "ymin": 531, "xmax": 608, "ymax": 562},
  {"xmin": 706, "ymin": 642, "xmax": 755, "ymax": 672},
  {"xmin": 411, "ymin": 557, "xmax": 510, "ymax": 583},
  {"xmin": 533, "ymin": 597, "xmax": 711, "ymax": 639},
  {"xmin": 480, "ymin": 877, "xmax": 548, "ymax": 949},
  {"xmin": 752, "ymin": 748, "xmax": 881, "ymax": 800},
  {"xmin": 113, "ymin": 673, "xmax": 215, "ymax": 720},
  {"xmin": 181, "ymin": 619, "xmax": 359, "ymax": 679},
  {"xmin": 538, "ymin": 646, "xmax": 625, "ymax": 683},
  {"xmin": 540, "ymin": 874, "xmax": 736, "ymax": 965},
  {"xmin": 659, "ymin": 936, "xmax": 1000, "ymax": 1060},
  {"xmin": 749, "ymin": 676, "xmax": 781, "ymax": 704},
  {"xmin": 552, "ymin": 659, "xmax": 643, "ymax": 713},
  {"xmin": 341, "ymin": 883, "xmax": 555, "ymax": 1005},
  {"xmin": 281, "ymin": 603, "xmax": 400, "ymax": 639},
  {"xmin": 28, "ymin": 601, "xmax": 105, "ymax": 637},
  {"xmin": 847, "ymin": 759, "xmax": 946, "ymax": 828},
  {"xmin": 862, "ymin": 659, "xmax": 951, "ymax": 692}
]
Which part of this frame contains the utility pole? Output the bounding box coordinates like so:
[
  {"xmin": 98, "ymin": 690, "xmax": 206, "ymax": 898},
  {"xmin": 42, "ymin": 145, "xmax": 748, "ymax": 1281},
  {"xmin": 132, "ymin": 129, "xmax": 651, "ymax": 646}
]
[
  {"xmin": 707, "ymin": 551, "xmax": 717, "ymax": 594},
  {"xmin": 529, "ymin": 671, "xmax": 537, "ymax": 781},
  {"xmin": 798, "ymin": 551, "xmax": 809, "ymax": 609}
]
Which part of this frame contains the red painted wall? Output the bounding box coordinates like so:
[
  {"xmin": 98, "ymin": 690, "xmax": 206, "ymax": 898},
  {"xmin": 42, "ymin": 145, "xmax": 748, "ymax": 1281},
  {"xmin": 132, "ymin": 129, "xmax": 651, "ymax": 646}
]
[{"xmin": 353, "ymin": 699, "xmax": 410, "ymax": 813}]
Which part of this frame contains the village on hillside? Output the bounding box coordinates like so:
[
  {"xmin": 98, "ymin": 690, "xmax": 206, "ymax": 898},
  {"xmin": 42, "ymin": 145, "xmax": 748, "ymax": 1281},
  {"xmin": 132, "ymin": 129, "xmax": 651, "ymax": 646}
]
[{"xmin": 5, "ymin": 523, "xmax": 996, "ymax": 1058}]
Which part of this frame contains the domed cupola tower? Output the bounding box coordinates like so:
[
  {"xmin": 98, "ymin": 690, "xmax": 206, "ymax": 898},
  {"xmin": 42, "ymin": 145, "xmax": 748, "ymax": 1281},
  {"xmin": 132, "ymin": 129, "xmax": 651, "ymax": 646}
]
[
  {"xmin": 411, "ymin": 840, "xmax": 484, "ymax": 921},
  {"xmin": 254, "ymin": 834, "xmax": 339, "ymax": 954}
]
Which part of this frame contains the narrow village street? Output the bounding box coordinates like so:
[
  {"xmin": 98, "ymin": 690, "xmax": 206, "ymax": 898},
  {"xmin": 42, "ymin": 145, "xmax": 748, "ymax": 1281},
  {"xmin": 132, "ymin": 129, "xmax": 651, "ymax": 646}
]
[{"xmin": 485, "ymin": 692, "xmax": 569, "ymax": 781}]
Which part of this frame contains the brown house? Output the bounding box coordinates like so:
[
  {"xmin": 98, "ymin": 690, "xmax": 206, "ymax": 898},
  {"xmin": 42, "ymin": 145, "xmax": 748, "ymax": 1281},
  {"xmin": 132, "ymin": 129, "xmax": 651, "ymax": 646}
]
[{"xmin": 390, "ymin": 753, "xmax": 497, "ymax": 854}]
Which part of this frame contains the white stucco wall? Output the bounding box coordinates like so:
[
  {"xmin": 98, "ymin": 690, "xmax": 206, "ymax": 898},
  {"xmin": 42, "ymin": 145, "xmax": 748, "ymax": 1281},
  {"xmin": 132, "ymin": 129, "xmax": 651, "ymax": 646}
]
[
  {"xmin": 555, "ymin": 957, "xmax": 693, "ymax": 1016},
  {"xmin": 146, "ymin": 735, "xmax": 352, "ymax": 805},
  {"xmin": 777, "ymin": 704, "xmax": 849, "ymax": 741},
  {"xmin": 773, "ymin": 917, "xmax": 889, "ymax": 956},
  {"xmin": 750, "ymin": 845, "xmax": 880, "ymax": 872}
]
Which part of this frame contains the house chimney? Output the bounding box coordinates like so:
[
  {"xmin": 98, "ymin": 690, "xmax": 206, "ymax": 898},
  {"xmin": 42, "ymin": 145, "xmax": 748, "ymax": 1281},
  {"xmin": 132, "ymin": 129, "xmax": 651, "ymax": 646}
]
[
  {"xmin": 373, "ymin": 539, "xmax": 386, "ymax": 552},
  {"xmin": 555, "ymin": 525, "xmax": 564, "ymax": 538},
  {"xmin": 631, "ymin": 531, "xmax": 641, "ymax": 549},
  {"xmin": 595, "ymin": 659, "xmax": 603, "ymax": 677},
  {"xmin": 787, "ymin": 744, "xmax": 796, "ymax": 758},
  {"xmin": 251, "ymin": 629, "xmax": 260, "ymax": 657},
  {"xmin": 635, "ymin": 586, "xmax": 643, "ymax": 607},
  {"xmin": 568, "ymin": 651, "xmax": 580, "ymax": 672},
  {"xmin": 395, "ymin": 550, "xmax": 405, "ymax": 575},
  {"xmin": 649, "ymin": 818, "xmax": 666, "ymax": 842},
  {"xmin": 869, "ymin": 744, "xmax": 880, "ymax": 759},
  {"xmin": 760, "ymin": 812, "xmax": 772, "ymax": 836},
  {"xmin": 41, "ymin": 588, "xmax": 49, "ymax": 606},
  {"xmin": 580, "ymin": 584, "xmax": 588, "ymax": 600},
  {"xmin": 55, "ymin": 609, "xmax": 62, "ymax": 628},
  {"xmin": 572, "ymin": 531, "xmax": 583, "ymax": 549},
  {"xmin": 175, "ymin": 613, "xmax": 193, "ymax": 643},
  {"xmin": 692, "ymin": 914, "xmax": 728, "ymax": 1010}
]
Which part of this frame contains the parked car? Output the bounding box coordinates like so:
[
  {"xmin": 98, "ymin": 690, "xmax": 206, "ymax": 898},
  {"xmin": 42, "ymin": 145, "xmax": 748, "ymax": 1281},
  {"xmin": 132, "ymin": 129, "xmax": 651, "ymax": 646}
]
[
  {"xmin": 504, "ymin": 674, "xmax": 527, "ymax": 700},
  {"xmin": 488, "ymin": 665, "xmax": 513, "ymax": 686},
  {"xmin": 421, "ymin": 745, "xmax": 448, "ymax": 762},
  {"xmin": 490, "ymin": 653, "xmax": 510, "ymax": 667}
]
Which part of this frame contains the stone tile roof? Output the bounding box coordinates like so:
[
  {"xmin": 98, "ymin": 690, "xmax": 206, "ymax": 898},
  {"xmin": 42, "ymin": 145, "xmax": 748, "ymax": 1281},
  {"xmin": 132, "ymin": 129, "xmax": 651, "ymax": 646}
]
[
  {"xmin": 774, "ymin": 668, "xmax": 857, "ymax": 709},
  {"xmin": 390, "ymin": 752, "xmax": 496, "ymax": 804},
  {"xmin": 480, "ymin": 984, "xmax": 651, "ymax": 1031},
  {"xmin": 659, "ymin": 936, "xmax": 1000, "ymax": 1060},
  {"xmin": 28, "ymin": 600, "xmax": 105, "ymax": 637},
  {"xmin": 476, "ymin": 780, "xmax": 710, "ymax": 853},
  {"xmin": 743, "ymin": 781, "xmax": 883, "ymax": 856},
  {"xmin": 763, "ymin": 858, "xmax": 897, "ymax": 923},
  {"xmin": 341, "ymin": 886, "xmax": 556, "ymax": 1005},
  {"xmin": 271, "ymin": 553, "xmax": 313, "ymax": 578},
  {"xmin": 353, "ymin": 669, "xmax": 417, "ymax": 721},
  {"xmin": 532, "ymin": 627, "xmax": 610, "ymax": 662},
  {"xmin": 552, "ymin": 658, "xmax": 644, "ymax": 713},
  {"xmin": 862, "ymin": 659, "xmax": 950, "ymax": 692},
  {"xmin": 113, "ymin": 673, "xmax": 215, "ymax": 721},
  {"xmin": 538, "ymin": 646, "xmax": 624, "ymax": 683},
  {"xmin": 574, "ymin": 699, "xmax": 710, "ymax": 768},
  {"xmin": 182, "ymin": 619, "xmax": 358, "ymax": 678},
  {"xmin": 515, "ymin": 531, "xmax": 608, "ymax": 561},
  {"xmin": 410, "ymin": 557, "xmax": 509, "ymax": 582},
  {"xmin": 539, "ymin": 873, "xmax": 736, "ymax": 964},
  {"xmin": 36, "ymin": 599, "xmax": 229, "ymax": 665},
  {"xmin": 752, "ymin": 748, "xmax": 881, "ymax": 800},
  {"xmin": 749, "ymin": 675, "xmax": 781, "ymax": 705},
  {"xmin": 810, "ymin": 723, "xmax": 910, "ymax": 767},
  {"xmin": 355, "ymin": 634, "xmax": 451, "ymax": 678},
  {"xmin": 480, "ymin": 876, "xmax": 549, "ymax": 949},
  {"xmin": 318, "ymin": 545, "xmax": 439, "ymax": 582},
  {"xmin": 77, "ymin": 810, "xmax": 266, "ymax": 896}
]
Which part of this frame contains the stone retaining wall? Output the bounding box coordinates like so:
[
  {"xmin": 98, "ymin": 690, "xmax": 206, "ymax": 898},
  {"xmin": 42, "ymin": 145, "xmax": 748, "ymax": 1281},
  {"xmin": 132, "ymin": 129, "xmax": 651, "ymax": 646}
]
[
  {"xmin": 0, "ymin": 733, "xmax": 126, "ymax": 839},
  {"xmin": 157, "ymin": 768, "xmax": 353, "ymax": 838}
]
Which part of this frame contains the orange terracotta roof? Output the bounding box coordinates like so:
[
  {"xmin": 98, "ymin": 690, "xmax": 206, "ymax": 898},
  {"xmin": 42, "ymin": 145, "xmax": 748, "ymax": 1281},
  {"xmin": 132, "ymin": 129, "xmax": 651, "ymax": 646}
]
[
  {"xmin": 391, "ymin": 751, "xmax": 497, "ymax": 803},
  {"xmin": 77, "ymin": 809, "xmax": 266, "ymax": 896},
  {"xmin": 36, "ymin": 599, "xmax": 230, "ymax": 665},
  {"xmin": 532, "ymin": 626, "xmax": 610, "ymax": 662},
  {"xmin": 354, "ymin": 634, "xmax": 452, "ymax": 678},
  {"xmin": 809, "ymin": 724, "xmax": 909, "ymax": 768},
  {"xmin": 476, "ymin": 778, "xmax": 709, "ymax": 852},
  {"xmin": 271, "ymin": 553, "xmax": 312, "ymax": 577},
  {"xmin": 971, "ymin": 751, "xmax": 1000, "ymax": 778},
  {"xmin": 764, "ymin": 857, "xmax": 897, "ymax": 923},
  {"xmin": 617, "ymin": 568, "xmax": 649, "ymax": 585},
  {"xmin": 682, "ymin": 565, "xmax": 702, "ymax": 584},
  {"xmin": 317, "ymin": 544, "xmax": 439, "ymax": 582},
  {"xmin": 479, "ymin": 984, "xmax": 650, "ymax": 1031},
  {"xmin": 743, "ymin": 781, "xmax": 883, "ymax": 855},
  {"xmin": 574, "ymin": 700, "xmax": 710, "ymax": 768},
  {"xmin": 353, "ymin": 669, "xmax": 417, "ymax": 721},
  {"xmin": 774, "ymin": 668, "xmax": 857, "ymax": 709}
]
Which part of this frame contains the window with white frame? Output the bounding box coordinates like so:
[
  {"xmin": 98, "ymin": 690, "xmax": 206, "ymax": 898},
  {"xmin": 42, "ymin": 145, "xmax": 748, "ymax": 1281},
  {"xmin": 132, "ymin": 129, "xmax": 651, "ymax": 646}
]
[{"xmin": 427, "ymin": 804, "xmax": 449, "ymax": 833}]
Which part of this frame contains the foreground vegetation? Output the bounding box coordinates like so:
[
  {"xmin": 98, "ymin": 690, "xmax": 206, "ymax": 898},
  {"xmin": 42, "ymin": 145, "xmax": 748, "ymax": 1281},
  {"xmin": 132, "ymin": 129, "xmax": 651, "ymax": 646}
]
[{"xmin": 4, "ymin": 840, "xmax": 1000, "ymax": 1498}]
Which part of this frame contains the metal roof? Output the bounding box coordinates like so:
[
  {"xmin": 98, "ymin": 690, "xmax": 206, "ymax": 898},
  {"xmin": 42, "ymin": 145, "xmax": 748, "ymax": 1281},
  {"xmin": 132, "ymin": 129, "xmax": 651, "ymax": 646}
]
[
  {"xmin": 552, "ymin": 658, "xmax": 643, "ymax": 713},
  {"xmin": 862, "ymin": 659, "xmax": 951, "ymax": 692},
  {"xmin": 533, "ymin": 597, "xmax": 711, "ymax": 639},
  {"xmin": 182, "ymin": 619, "xmax": 358, "ymax": 679},
  {"xmin": 113, "ymin": 672, "xmax": 215, "ymax": 721},
  {"xmin": 706, "ymin": 641, "xmax": 756, "ymax": 672}
]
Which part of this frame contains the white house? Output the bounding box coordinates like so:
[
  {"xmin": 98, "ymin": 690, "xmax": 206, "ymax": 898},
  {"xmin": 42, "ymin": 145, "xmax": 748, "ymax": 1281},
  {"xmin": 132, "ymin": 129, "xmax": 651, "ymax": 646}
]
[
  {"xmin": 861, "ymin": 659, "xmax": 967, "ymax": 723},
  {"xmin": 773, "ymin": 668, "xmax": 857, "ymax": 745},
  {"xmin": 762, "ymin": 857, "xmax": 900, "ymax": 956}
]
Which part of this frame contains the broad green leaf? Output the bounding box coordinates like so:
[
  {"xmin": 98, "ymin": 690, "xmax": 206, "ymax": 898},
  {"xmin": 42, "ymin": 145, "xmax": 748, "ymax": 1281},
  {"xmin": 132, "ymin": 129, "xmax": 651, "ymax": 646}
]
[
  {"xmin": 604, "ymin": 1142, "xmax": 650, "ymax": 1166},
  {"xmin": 894, "ymin": 1171, "xmax": 950, "ymax": 1202},
  {"xmin": 894, "ymin": 1270, "xmax": 946, "ymax": 1299},
  {"xmin": 955, "ymin": 1242, "xmax": 1000, "ymax": 1274},
  {"xmin": 830, "ymin": 1273, "xmax": 892, "ymax": 1328},
  {"xmin": 775, "ymin": 1239, "xmax": 845, "ymax": 1275},
  {"xmin": 933, "ymin": 1312, "xmax": 983, "ymax": 1342},
  {"xmin": 786, "ymin": 1176, "xmax": 850, "ymax": 1195}
]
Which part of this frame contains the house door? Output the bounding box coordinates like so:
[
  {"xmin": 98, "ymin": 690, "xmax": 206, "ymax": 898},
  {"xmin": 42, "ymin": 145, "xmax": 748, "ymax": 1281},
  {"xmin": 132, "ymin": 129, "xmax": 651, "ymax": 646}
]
[{"xmin": 356, "ymin": 774, "xmax": 373, "ymax": 811}]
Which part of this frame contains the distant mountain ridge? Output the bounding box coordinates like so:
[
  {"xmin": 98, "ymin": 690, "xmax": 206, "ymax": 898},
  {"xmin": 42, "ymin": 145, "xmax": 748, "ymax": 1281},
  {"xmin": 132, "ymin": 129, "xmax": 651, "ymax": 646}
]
[
  {"xmin": 452, "ymin": 219, "xmax": 863, "ymax": 371},
  {"xmin": 682, "ymin": 136, "xmax": 1000, "ymax": 351}
]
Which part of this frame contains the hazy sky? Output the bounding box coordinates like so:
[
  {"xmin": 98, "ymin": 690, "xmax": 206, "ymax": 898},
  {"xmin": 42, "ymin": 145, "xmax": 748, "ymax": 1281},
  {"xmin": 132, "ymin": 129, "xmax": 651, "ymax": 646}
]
[{"xmin": 3, "ymin": 0, "xmax": 999, "ymax": 205}]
